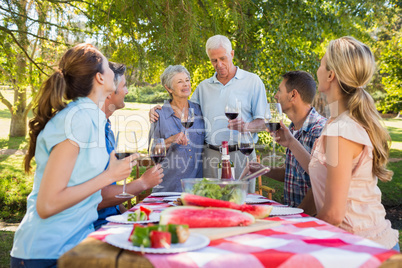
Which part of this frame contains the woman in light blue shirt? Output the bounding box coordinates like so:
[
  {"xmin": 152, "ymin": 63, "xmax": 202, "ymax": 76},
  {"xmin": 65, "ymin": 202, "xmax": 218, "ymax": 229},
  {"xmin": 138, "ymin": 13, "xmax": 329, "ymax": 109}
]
[
  {"xmin": 149, "ymin": 65, "xmax": 205, "ymax": 192},
  {"xmin": 10, "ymin": 44, "xmax": 134, "ymax": 268}
]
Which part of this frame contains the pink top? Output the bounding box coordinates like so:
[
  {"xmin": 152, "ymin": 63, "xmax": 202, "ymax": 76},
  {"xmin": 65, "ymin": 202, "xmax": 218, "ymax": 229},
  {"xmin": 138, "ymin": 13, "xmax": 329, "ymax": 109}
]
[{"xmin": 309, "ymin": 112, "xmax": 398, "ymax": 249}]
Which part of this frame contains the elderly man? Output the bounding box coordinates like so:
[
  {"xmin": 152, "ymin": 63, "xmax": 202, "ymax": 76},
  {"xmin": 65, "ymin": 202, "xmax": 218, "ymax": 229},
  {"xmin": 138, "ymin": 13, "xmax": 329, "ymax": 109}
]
[
  {"xmin": 94, "ymin": 62, "xmax": 164, "ymax": 230},
  {"xmin": 252, "ymin": 71, "xmax": 327, "ymax": 215},
  {"xmin": 151, "ymin": 35, "xmax": 267, "ymax": 192}
]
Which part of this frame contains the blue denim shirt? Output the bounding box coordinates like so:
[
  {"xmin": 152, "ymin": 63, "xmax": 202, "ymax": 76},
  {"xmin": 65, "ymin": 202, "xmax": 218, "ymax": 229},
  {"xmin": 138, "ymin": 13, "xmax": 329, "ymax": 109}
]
[
  {"xmin": 93, "ymin": 119, "xmax": 120, "ymax": 230},
  {"xmin": 149, "ymin": 100, "xmax": 205, "ymax": 192}
]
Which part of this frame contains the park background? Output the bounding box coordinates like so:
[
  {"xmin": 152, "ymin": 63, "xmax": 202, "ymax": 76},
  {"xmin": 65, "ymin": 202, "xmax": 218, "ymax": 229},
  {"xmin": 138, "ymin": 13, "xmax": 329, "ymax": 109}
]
[{"xmin": 0, "ymin": 0, "xmax": 401, "ymax": 266}]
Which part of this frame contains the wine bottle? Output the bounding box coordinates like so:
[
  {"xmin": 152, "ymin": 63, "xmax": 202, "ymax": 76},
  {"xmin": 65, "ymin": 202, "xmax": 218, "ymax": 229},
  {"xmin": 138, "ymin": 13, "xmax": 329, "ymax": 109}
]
[{"xmin": 219, "ymin": 141, "xmax": 235, "ymax": 180}]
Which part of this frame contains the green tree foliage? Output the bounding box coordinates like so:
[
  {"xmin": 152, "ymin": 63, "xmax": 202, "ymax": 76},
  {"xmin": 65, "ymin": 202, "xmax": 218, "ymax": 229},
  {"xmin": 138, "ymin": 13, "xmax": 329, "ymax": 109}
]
[
  {"xmin": 86, "ymin": 0, "xmax": 396, "ymax": 97},
  {"xmin": 1, "ymin": 0, "xmax": 401, "ymax": 138},
  {"xmin": 0, "ymin": 0, "xmax": 90, "ymax": 136},
  {"xmin": 125, "ymin": 84, "xmax": 169, "ymax": 103},
  {"xmin": 378, "ymin": 34, "xmax": 402, "ymax": 113},
  {"xmin": 373, "ymin": 4, "xmax": 402, "ymax": 113}
]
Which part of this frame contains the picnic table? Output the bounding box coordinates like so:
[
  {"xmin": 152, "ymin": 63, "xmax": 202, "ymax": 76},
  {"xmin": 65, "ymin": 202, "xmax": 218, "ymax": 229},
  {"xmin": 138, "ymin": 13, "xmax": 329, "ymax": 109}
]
[{"xmin": 58, "ymin": 194, "xmax": 401, "ymax": 268}]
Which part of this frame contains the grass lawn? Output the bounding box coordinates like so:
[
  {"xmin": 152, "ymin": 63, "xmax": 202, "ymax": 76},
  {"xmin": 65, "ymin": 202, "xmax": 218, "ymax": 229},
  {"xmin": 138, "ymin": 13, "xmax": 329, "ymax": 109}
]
[
  {"xmin": 0, "ymin": 231, "xmax": 14, "ymax": 268},
  {"xmin": 0, "ymin": 105, "xmax": 401, "ymax": 265}
]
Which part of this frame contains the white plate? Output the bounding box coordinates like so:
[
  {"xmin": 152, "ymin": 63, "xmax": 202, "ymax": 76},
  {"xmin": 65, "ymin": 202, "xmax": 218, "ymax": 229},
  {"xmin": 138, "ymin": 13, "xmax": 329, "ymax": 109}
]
[
  {"xmin": 163, "ymin": 196, "xmax": 180, "ymax": 202},
  {"xmin": 270, "ymin": 206, "xmax": 304, "ymax": 216},
  {"xmin": 245, "ymin": 198, "xmax": 273, "ymax": 204},
  {"xmin": 105, "ymin": 229, "xmax": 210, "ymax": 254},
  {"xmin": 247, "ymin": 194, "xmax": 266, "ymax": 199},
  {"xmin": 106, "ymin": 212, "xmax": 160, "ymax": 224},
  {"xmin": 150, "ymin": 192, "xmax": 182, "ymax": 197}
]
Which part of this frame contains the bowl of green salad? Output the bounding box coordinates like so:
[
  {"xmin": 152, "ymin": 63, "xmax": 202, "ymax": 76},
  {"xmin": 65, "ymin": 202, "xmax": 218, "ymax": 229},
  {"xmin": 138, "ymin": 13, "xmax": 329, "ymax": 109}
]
[{"xmin": 181, "ymin": 178, "xmax": 248, "ymax": 205}]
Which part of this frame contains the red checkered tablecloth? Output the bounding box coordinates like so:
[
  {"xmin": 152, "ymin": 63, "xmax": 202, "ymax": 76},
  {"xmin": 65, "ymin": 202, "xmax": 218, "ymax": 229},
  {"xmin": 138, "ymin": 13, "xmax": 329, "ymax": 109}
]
[{"xmin": 91, "ymin": 195, "xmax": 399, "ymax": 268}]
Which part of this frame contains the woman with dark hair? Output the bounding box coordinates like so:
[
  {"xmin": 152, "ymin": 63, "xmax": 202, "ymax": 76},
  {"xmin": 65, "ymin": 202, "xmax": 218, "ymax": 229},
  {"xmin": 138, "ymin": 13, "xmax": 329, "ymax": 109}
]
[{"xmin": 10, "ymin": 44, "xmax": 134, "ymax": 267}]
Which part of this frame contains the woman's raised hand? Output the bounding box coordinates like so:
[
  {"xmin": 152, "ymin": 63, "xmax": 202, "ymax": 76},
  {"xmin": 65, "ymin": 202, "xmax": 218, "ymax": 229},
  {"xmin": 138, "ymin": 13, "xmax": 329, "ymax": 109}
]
[
  {"xmin": 165, "ymin": 132, "xmax": 188, "ymax": 147},
  {"xmin": 107, "ymin": 151, "xmax": 138, "ymax": 183},
  {"xmin": 139, "ymin": 164, "xmax": 164, "ymax": 189}
]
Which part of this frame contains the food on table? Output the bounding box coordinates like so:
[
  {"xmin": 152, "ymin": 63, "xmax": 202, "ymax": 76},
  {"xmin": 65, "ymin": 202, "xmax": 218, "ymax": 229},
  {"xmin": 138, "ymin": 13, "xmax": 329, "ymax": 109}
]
[
  {"xmin": 149, "ymin": 231, "xmax": 171, "ymax": 248},
  {"xmin": 168, "ymin": 224, "xmax": 190, "ymax": 243},
  {"xmin": 159, "ymin": 206, "xmax": 255, "ymax": 227},
  {"xmin": 189, "ymin": 178, "xmax": 244, "ymax": 204},
  {"xmin": 128, "ymin": 223, "xmax": 189, "ymax": 248},
  {"xmin": 139, "ymin": 206, "xmax": 153, "ymax": 217},
  {"xmin": 173, "ymin": 198, "xmax": 183, "ymax": 206},
  {"xmin": 130, "ymin": 225, "xmax": 151, "ymax": 247},
  {"xmin": 127, "ymin": 206, "xmax": 153, "ymax": 221},
  {"xmin": 181, "ymin": 193, "xmax": 272, "ymax": 219}
]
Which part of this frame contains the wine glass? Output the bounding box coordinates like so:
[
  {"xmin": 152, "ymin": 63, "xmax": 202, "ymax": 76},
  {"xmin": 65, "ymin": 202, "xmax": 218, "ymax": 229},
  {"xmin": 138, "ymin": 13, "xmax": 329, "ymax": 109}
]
[
  {"xmin": 264, "ymin": 103, "xmax": 283, "ymax": 166},
  {"xmin": 225, "ymin": 99, "xmax": 240, "ymax": 120},
  {"xmin": 239, "ymin": 131, "xmax": 255, "ymax": 167},
  {"xmin": 149, "ymin": 138, "xmax": 167, "ymax": 189},
  {"xmin": 181, "ymin": 107, "xmax": 194, "ymax": 137},
  {"xmin": 115, "ymin": 131, "xmax": 137, "ymax": 198},
  {"xmin": 239, "ymin": 131, "xmax": 255, "ymax": 157},
  {"xmin": 225, "ymin": 99, "xmax": 240, "ymax": 143}
]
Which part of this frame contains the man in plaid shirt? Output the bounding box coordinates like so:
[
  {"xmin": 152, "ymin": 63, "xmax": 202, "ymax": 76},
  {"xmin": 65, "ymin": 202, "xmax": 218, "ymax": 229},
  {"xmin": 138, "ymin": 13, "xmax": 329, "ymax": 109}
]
[{"xmin": 258, "ymin": 71, "xmax": 326, "ymax": 215}]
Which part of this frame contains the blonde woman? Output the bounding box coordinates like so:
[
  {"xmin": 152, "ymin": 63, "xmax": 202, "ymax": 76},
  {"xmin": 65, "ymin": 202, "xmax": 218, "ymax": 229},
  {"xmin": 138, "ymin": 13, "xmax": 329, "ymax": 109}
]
[{"xmin": 275, "ymin": 36, "xmax": 399, "ymax": 250}]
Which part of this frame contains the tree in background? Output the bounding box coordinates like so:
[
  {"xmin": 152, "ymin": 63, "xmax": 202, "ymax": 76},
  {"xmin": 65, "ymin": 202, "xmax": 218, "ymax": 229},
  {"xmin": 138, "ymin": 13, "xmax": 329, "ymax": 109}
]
[
  {"xmin": 0, "ymin": 0, "xmax": 90, "ymax": 137},
  {"xmin": 373, "ymin": 3, "xmax": 402, "ymax": 114},
  {"xmin": 1, "ymin": 0, "xmax": 401, "ymax": 137},
  {"xmin": 86, "ymin": 0, "xmax": 397, "ymax": 116}
]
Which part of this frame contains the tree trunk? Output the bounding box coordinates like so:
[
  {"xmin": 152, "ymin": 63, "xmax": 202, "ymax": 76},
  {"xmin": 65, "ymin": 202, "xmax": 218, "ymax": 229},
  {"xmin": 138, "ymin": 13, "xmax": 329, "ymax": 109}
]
[
  {"xmin": 10, "ymin": 112, "xmax": 27, "ymax": 137},
  {"xmin": 9, "ymin": 0, "xmax": 29, "ymax": 137}
]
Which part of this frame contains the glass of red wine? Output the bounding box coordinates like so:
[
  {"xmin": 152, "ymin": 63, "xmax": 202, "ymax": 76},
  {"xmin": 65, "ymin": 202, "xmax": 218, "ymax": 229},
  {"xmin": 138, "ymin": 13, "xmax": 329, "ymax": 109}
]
[
  {"xmin": 225, "ymin": 100, "xmax": 240, "ymax": 143},
  {"xmin": 115, "ymin": 131, "xmax": 137, "ymax": 198},
  {"xmin": 181, "ymin": 107, "xmax": 194, "ymax": 138},
  {"xmin": 149, "ymin": 138, "xmax": 166, "ymax": 189},
  {"xmin": 239, "ymin": 131, "xmax": 255, "ymax": 157},
  {"xmin": 225, "ymin": 100, "xmax": 240, "ymax": 120},
  {"xmin": 265, "ymin": 103, "xmax": 283, "ymax": 166},
  {"xmin": 239, "ymin": 131, "xmax": 255, "ymax": 168}
]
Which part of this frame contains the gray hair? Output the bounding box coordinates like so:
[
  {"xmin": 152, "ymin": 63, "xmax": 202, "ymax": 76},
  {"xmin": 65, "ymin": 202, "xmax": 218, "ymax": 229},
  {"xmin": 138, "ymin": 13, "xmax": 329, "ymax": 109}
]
[
  {"xmin": 205, "ymin": 35, "xmax": 232, "ymax": 56},
  {"xmin": 160, "ymin": 65, "xmax": 190, "ymax": 99}
]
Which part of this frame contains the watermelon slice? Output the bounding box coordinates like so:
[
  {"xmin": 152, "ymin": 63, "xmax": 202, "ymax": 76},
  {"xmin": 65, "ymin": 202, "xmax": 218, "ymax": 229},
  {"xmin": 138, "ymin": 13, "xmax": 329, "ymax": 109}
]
[
  {"xmin": 181, "ymin": 193, "xmax": 272, "ymax": 219},
  {"xmin": 159, "ymin": 206, "xmax": 255, "ymax": 228}
]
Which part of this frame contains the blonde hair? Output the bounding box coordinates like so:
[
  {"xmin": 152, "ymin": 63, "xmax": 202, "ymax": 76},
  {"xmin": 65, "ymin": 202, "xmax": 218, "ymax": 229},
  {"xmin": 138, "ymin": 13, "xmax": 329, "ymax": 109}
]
[
  {"xmin": 25, "ymin": 44, "xmax": 104, "ymax": 173},
  {"xmin": 326, "ymin": 36, "xmax": 393, "ymax": 182}
]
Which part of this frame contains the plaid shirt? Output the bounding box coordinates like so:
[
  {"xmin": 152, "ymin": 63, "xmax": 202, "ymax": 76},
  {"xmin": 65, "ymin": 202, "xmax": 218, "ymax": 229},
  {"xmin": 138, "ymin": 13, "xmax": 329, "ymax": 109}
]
[{"xmin": 283, "ymin": 107, "xmax": 327, "ymax": 207}]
